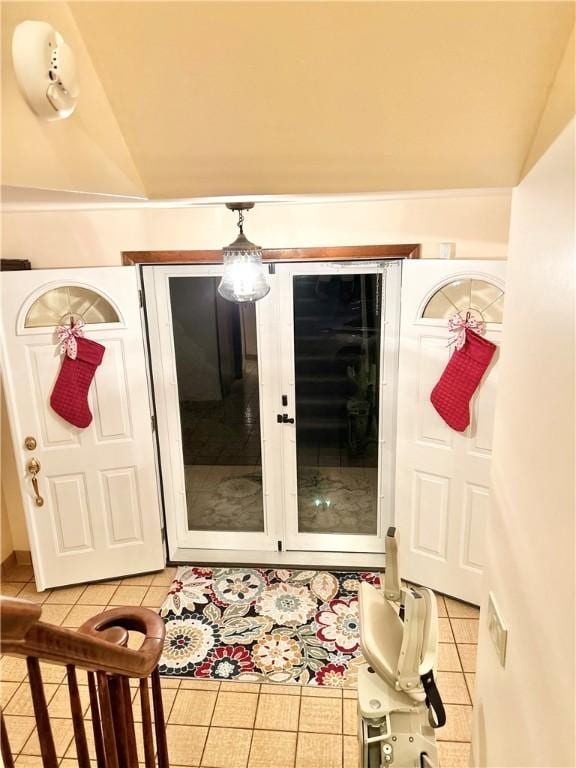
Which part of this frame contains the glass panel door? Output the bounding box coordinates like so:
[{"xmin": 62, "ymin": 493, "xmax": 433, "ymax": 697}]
[
  {"xmin": 170, "ymin": 277, "xmax": 265, "ymax": 533},
  {"xmin": 278, "ymin": 262, "xmax": 401, "ymax": 553},
  {"xmin": 146, "ymin": 265, "xmax": 283, "ymax": 552}
]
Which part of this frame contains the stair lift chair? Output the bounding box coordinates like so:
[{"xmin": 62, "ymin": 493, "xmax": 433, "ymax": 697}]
[{"xmin": 357, "ymin": 528, "xmax": 446, "ymax": 768}]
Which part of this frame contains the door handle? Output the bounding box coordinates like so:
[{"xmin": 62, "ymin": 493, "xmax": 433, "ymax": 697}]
[
  {"xmin": 27, "ymin": 458, "xmax": 44, "ymax": 507},
  {"xmin": 276, "ymin": 414, "xmax": 295, "ymax": 424}
]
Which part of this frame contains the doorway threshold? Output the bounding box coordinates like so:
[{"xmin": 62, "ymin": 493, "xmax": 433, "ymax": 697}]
[{"xmin": 169, "ymin": 548, "xmax": 386, "ymax": 570}]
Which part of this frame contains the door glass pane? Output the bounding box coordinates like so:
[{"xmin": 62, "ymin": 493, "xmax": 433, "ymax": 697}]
[
  {"xmin": 24, "ymin": 286, "xmax": 119, "ymax": 327},
  {"xmin": 422, "ymin": 278, "xmax": 504, "ymax": 323},
  {"xmin": 293, "ymin": 273, "xmax": 381, "ymax": 535},
  {"xmin": 169, "ymin": 277, "xmax": 264, "ymax": 532}
]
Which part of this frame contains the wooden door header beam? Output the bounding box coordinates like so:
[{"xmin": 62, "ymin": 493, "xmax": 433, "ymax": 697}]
[{"xmin": 122, "ymin": 244, "xmax": 420, "ymax": 265}]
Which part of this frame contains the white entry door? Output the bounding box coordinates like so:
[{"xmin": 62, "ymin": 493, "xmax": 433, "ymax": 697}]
[
  {"xmin": 395, "ymin": 260, "xmax": 506, "ymax": 604},
  {"xmin": 0, "ymin": 267, "xmax": 165, "ymax": 590}
]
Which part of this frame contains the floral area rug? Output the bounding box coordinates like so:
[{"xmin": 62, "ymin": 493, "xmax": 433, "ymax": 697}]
[{"xmin": 158, "ymin": 566, "xmax": 381, "ymax": 687}]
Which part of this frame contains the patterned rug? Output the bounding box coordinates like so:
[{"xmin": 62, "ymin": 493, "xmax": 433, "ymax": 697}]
[{"xmin": 158, "ymin": 566, "xmax": 380, "ymax": 687}]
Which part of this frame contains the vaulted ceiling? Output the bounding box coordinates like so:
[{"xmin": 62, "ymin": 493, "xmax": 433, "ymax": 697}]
[
  {"xmin": 68, "ymin": 1, "xmax": 574, "ymax": 197},
  {"xmin": 5, "ymin": 2, "xmax": 576, "ymax": 199}
]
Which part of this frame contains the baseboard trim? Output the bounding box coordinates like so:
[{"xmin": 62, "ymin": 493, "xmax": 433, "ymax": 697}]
[
  {"xmin": 1, "ymin": 550, "xmax": 32, "ymax": 578},
  {"xmin": 1, "ymin": 551, "xmax": 17, "ymax": 579},
  {"xmin": 15, "ymin": 550, "xmax": 32, "ymax": 565}
]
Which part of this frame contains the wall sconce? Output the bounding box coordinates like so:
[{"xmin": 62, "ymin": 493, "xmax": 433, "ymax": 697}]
[{"xmin": 217, "ymin": 203, "xmax": 270, "ymax": 303}]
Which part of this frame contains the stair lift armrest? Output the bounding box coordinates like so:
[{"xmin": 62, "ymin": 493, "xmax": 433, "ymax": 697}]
[
  {"xmin": 396, "ymin": 589, "xmax": 426, "ymax": 695},
  {"xmin": 418, "ymin": 587, "xmax": 438, "ymax": 676},
  {"xmin": 384, "ymin": 526, "xmax": 402, "ymax": 602}
]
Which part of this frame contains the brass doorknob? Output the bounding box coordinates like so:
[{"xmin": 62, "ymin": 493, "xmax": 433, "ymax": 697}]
[
  {"xmin": 24, "ymin": 436, "xmax": 37, "ymax": 451},
  {"xmin": 27, "ymin": 458, "xmax": 44, "ymax": 507}
]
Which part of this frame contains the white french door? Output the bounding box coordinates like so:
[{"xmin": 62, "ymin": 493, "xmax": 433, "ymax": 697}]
[
  {"xmin": 144, "ymin": 261, "xmax": 401, "ymax": 561},
  {"xmin": 0, "ymin": 267, "xmax": 165, "ymax": 590},
  {"xmin": 143, "ymin": 265, "xmax": 284, "ymax": 555},
  {"xmin": 276, "ymin": 261, "xmax": 401, "ymax": 554}
]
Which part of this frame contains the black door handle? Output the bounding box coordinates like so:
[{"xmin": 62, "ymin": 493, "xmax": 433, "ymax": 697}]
[{"xmin": 277, "ymin": 414, "xmax": 295, "ymax": 424}]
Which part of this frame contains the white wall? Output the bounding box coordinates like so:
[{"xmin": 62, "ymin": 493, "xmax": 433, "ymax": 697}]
[
  {"xmin": 1, "ymin": 488, "xmax": 14, "ymax": 562},
  {"xmin": 1, "ymin": 192, "xmax": 510, "ymax": 268},
  {"xmin": 472, "ymin": 121, "xmax": 575, "ymax": 766},
  {"xmin": 0, "ymin": 380, "xmax": 29, "ymax": 555},
  {"xmin": 241, "ymin": 304, "xmax": 258, "ymax": 359},
  {"xmin": 170, "ymin": 278, "xmax": 221, "ymax": 401}
]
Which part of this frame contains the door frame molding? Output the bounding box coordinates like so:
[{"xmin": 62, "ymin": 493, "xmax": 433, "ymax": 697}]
[{"xmin": 122, "ymin": 244, "xmax": 421, "ymax": 265}]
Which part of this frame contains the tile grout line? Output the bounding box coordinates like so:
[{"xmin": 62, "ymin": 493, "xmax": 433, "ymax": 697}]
[
  {"xmin": 292, "ymin": 699, "xmax": 299, "ymax": 768},
  {"xmin": 161, "ymin": 679, "xmax": 180, "ymax": 764},
  {"xmin": 197, "ymin": 680, "xmax": 222, "ymax": 767},
  {"xmin": 340, "ymin": 697, "xmax": 344, "ymax": 766},
  {"xmin": 244, "ymin": 684, "xmax": 262, "ymax": 768},
  {"xmin": 294, "ymin": 728, "xmax": 301, "ymax": 768},
  {"xmin": 294, "ymin": 689, "xmax": 302, "ymax": 768},
  {"xmin": 447, "ymin": 613, "xmax": 480, "ymax": 645},
  {"xmin": 341, "ymin": 695, "xmax": 344, "ymax": 768},
  {"xmin": 464, "ymin": 671, "xmax": 475, "ymax": 701}
]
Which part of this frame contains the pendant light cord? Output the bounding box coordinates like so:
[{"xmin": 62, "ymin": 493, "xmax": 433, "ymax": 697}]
[{"xmin": 237, "ymin": 210, "xmax": 245, "ymax": 234}]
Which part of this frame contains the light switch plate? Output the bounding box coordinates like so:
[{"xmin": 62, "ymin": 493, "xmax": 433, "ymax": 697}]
[
  {"xmin": 487, "ymin": 592, "xmax": 508, "ymax": 667},
  {"xmin": 438, "ymin": 242, "xmax": 455, "ymax": 259}
]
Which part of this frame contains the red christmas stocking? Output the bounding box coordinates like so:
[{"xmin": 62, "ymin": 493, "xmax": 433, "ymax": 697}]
[
  {"xmin": 50, "ymin": 337, "xmax": 105, "ymax": 428},
  {"xmin": 430, "ymin": 329, "xmax": 496, "ymax": 432}
]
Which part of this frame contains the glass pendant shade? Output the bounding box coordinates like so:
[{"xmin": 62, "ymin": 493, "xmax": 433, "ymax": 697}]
[{"xmin": 218, "ymin": 230, "xmax": 270, "ymax": 303}]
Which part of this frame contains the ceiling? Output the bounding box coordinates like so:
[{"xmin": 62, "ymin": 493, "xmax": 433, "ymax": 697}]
[
  {"xmin": 13, "ymin": 3, "xmax": 576, "ymax": 198},
  {"xmin": 68, "ymin": 1, "xmax": 574, "ymax": 198}
]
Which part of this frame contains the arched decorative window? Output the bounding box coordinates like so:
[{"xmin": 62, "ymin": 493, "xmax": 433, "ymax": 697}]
[
  {"xmin": 422, "ymin": 278, "xmax": 504, "ymax": 323},
  {"xmin": 24, "ymin": 285, "xmax": 120, "ymax": 328}
]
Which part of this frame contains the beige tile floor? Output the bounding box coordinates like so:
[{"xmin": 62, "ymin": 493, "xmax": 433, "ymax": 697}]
[{"xmin": 1, "ymin": 564, "xmax": 478, "ymax": 767}]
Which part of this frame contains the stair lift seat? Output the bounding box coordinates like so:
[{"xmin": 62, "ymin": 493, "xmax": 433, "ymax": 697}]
[
  {"xmin": 356, "ymin": 527, "xmax": 445, "ymax": 767},
  {"xmin": 359, "ymin": 582, "xmax": 427, "ymax": 703}
]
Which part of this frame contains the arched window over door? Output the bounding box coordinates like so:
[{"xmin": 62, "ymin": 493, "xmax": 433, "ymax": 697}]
[
  {"xmin": 422, "ymin": 277, "xmax": 504, "ymax": 323},
  {"xmin": 23, "ymin": 285, "xmax": 121, "ymax": 328}
]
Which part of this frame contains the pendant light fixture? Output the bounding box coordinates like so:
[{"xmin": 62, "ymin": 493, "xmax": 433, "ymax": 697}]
[{"xmin": 218, "ymin": 203, "xmax": 270, "ymax": 303}]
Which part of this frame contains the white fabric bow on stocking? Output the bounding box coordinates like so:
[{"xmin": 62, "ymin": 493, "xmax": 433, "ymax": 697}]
[
  {"xmin": 447, "ymin": 311, "xmax": 486, "ymax": 350},
  {"xmin": 56, "ymin": 318, "xmax": 85, "ymax": 359}
]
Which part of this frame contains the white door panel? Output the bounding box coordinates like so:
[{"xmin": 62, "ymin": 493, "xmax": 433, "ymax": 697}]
[
  {"xmin": 395, "ymin": 260, "xmax": 505, "ymax": 604},
  {"xmin": 0, "ymin": 267, "xmax": 165, "ymax": 589}
]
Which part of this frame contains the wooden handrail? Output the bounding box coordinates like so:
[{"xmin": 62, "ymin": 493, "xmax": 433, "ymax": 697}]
[
  {"xmin": 0, "ymin": 596, "xmax": 42, "ymax": 641},
  {"xmin": 0, "ymin": 595, "xmax": 170, "ymax": 767},
  {"xmin": 1, "ymin": 598, "xmax": 164, "ymax": 677}
]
